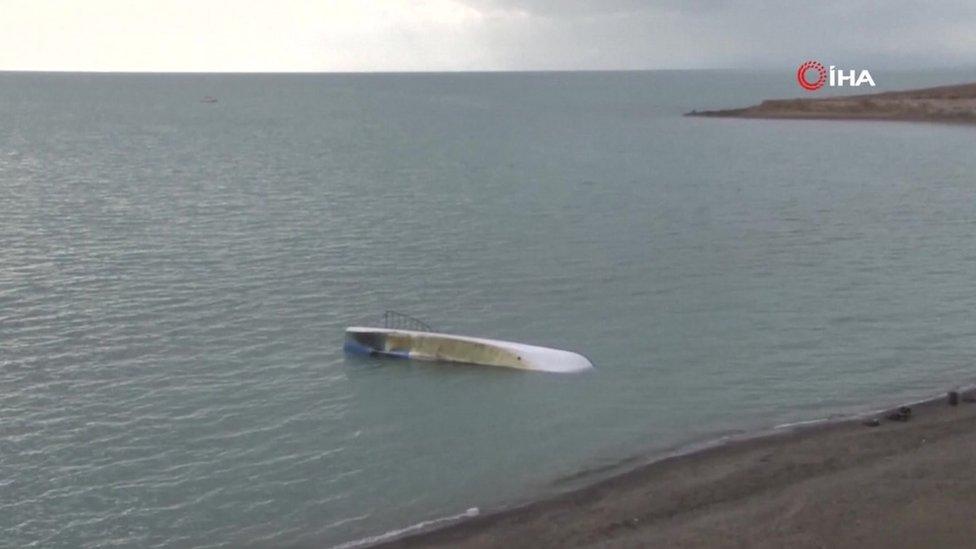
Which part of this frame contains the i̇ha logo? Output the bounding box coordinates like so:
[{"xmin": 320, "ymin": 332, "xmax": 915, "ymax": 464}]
[{"xmin": 797, "ymin": 61, "xmax": 875, "ymax": 91}]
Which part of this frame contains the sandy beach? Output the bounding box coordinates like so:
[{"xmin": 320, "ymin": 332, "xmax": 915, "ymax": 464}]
[
  {"xmin": 687, "ymin": 82, "xmax": 976, "ymax": 124},
  {"xmin": 380, "ymin": 390, "xmax": 976, "ymax": 548}
]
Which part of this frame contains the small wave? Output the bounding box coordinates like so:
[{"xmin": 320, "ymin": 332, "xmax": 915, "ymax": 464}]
[{"xmin": 331, "ymin": 508, "xmax": 479, "ymax": 549}]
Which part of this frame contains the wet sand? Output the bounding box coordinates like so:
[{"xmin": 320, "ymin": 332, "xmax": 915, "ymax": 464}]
[
  {"xmin": 379, "ymin": 390, "xmax": 976, "ymax": 548},
  {"xmin": 687, "ymin": 82, "xmax": 976, "ymax": 124}
]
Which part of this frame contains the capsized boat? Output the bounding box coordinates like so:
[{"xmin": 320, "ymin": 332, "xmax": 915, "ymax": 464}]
[{"xmin": 344, "ymin": 315, "xmax": 593, "ymax": 373}]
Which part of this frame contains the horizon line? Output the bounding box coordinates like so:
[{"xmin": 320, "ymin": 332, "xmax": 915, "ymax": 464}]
[
  {"xmin": 3, "ymin": 66, "xmax": 976, "ymax": 76},
  {"xmin": 0, "ymin": 68, "xmax": 753, "ymax": 75}
]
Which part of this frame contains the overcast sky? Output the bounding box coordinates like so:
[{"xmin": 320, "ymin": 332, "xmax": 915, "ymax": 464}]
[{"xmin": 2, "ymin": 0, "xmax": 975, "ymax": 72}]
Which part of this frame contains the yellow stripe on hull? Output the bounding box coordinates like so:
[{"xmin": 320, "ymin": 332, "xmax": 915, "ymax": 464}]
[{"xmin": 344, "ymin": 327, "xmax": 593, "ymax": 373}]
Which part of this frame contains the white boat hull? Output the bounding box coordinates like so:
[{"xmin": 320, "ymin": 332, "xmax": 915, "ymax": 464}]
[{"xmin": 344, "ymin": 327, "xmax": 593, "ymax": 373}]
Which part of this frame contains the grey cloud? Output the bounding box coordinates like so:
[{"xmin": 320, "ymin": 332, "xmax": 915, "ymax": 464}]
[
  {"xmin": 465, "ymin": 0, "xmax": 976, "ymax": 69},
  {"xmin": 470, "ymin": 0, "xmax": 730, "ymax": 16}
]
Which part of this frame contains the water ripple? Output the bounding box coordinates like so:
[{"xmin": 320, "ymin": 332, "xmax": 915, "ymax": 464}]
[{"xmin": 5, "ymin": 71, "xmax": 976, "ymax": 548}]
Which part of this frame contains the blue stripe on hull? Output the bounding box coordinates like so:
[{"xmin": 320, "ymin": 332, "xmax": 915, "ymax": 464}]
[
  {"xmin": 343, "ymin": 339, "xmax": 377, "ymax": 356},
  {"xmin": 344, "ymin": 339, "xmax": 412, "ymax": 360}
]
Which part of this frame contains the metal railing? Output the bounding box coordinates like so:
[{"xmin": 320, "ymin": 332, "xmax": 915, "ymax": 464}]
[{"xmin": 383, "ymin": 310, "xmax": 435, "ymax": 332}]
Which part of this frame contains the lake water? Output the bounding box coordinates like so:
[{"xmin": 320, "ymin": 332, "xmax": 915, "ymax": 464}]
[{"xmin": 3, "ymin": 70, "xmax": 976, "ymax": 548}]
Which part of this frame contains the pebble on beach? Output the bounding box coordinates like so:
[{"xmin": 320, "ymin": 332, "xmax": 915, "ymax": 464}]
[{"xmin": 886, "ymin": 407, "xmax": 912, "ymax": 422}]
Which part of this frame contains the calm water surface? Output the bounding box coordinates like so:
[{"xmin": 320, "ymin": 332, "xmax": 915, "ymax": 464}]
[{"xmin": 3, "ymin": 70, "xmax": 976, "ymax": 547}]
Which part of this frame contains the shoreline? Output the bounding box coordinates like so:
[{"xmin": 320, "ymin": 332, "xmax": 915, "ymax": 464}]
[
  {"xmin": 372, "ymin": 384, "xmax": 976, "ymax": 548},
  {"xmin": 686, "ymin": 81, "xmax": 976, "ymax": 125}
]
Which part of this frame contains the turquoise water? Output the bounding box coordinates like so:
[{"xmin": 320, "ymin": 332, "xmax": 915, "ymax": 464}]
[{"xmin": 3, "ymin": 70, "xmax": 976, "ymax": 547}]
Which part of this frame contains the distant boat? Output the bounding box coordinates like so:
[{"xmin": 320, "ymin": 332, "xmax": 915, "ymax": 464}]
[{"xmin": 201, "ymin": 96, "xmax": 218, "ymax": 104}]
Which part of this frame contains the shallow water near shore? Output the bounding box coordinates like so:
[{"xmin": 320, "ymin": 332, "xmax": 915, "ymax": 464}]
[{"xmin": 4, "ymin": 70, "xmax": 976, "ymax": 548}]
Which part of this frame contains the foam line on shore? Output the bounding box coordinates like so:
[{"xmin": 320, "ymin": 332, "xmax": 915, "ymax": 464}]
[{"xmin": 331, "ymin": 508, "xmax": 479, "ymax": 549}]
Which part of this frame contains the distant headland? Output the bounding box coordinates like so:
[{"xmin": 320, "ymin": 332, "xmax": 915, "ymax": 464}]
[{"xmin": 687, "ymin": 82, "xmax": 976, "ymax": 124}]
